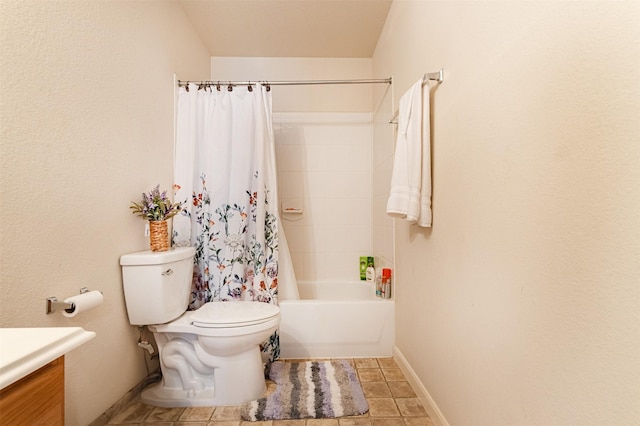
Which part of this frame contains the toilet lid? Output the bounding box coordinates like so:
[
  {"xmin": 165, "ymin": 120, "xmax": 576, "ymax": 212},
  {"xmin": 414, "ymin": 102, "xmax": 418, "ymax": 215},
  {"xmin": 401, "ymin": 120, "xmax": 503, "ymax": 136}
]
[{"xmin": 190, "ymin": 301, "xmax": 280, "ymax": 328}]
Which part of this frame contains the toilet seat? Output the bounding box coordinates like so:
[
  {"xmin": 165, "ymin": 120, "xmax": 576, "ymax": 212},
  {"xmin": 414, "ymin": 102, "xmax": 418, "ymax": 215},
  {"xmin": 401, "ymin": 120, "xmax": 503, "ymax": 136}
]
[{"xmin": 190, "ymin": 301, "xmax": 280, "ymax": 328}]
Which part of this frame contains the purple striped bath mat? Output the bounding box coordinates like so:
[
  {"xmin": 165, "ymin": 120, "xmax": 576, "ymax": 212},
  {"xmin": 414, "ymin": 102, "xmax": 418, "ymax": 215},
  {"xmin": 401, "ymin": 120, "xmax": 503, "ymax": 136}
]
[{"xmin": 241, "ymin": 360, "xmax": 369, "ymax": 421}]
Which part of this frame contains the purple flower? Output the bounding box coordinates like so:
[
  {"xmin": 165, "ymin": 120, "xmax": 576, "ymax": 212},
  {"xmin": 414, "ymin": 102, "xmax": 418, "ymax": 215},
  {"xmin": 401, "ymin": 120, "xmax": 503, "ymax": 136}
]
[{"xmin": 129, "ymin": 185, "xmax": 183, "ymax": 221}]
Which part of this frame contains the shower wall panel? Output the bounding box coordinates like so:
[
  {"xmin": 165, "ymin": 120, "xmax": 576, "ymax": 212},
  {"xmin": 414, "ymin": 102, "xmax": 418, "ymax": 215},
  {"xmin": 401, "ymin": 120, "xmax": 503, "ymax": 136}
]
[{"xmin": 274, "ymin": 113, "xmax": 372, "ymax": 282}]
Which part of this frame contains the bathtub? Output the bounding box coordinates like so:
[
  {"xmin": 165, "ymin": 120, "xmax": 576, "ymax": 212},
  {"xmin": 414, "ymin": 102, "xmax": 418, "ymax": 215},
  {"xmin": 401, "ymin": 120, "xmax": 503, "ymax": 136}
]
[{"xmin": 278, "ymin": 281, "xmax": 394, "ymax": 359}]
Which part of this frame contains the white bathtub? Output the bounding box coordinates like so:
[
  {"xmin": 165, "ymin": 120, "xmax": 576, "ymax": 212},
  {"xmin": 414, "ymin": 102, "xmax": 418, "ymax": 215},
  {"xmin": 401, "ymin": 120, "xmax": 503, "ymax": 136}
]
[{"xmin": 278, "ymin": 281, "xmax": 395, "ymax": 359}]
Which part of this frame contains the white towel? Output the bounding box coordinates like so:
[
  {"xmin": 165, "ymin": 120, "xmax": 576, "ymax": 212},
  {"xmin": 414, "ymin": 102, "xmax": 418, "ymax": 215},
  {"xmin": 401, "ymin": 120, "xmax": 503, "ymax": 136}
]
[
  {"xmin": 386, "ymin": 78, "xmax": 432, "ymax": 227},
  {"xmin": 417, "ymin": 78, "xmax": 432, "ymax": 227}
]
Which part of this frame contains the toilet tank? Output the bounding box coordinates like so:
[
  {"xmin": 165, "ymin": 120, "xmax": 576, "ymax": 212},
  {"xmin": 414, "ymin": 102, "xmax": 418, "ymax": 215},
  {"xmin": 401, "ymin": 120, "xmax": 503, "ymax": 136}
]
[{"xmin": 120, "ymin": 246, "xmax": 195, "ymax": 326}]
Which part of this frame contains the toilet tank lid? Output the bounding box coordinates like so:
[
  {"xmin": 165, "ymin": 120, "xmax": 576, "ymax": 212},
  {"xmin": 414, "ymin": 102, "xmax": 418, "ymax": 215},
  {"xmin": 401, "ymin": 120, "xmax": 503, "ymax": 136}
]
[{"xmin": 120, "ymin": 246, "xmax": 195, "ymax": 266}]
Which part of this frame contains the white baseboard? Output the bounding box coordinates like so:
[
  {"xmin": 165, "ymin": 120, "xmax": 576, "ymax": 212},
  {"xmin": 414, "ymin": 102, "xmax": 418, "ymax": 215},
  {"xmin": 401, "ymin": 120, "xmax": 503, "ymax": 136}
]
[{"xmin": 393, "ymin": 346, "xmax": 449, "ymax": 426}]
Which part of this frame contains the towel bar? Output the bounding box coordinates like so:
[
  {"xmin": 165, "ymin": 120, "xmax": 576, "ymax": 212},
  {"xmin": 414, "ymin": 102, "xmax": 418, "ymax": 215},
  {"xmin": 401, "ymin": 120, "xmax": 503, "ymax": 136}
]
[{"xmin": 388, "ymin": 69, "xmax": 444, "ymax": 124}]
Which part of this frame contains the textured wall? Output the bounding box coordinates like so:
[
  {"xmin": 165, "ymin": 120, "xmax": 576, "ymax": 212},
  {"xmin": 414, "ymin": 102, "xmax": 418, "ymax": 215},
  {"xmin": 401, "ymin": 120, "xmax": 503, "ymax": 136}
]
[
  {"xmin": 0, "ymin": 1, "xmax": 210, "ymax": 424},
  {"xmin": 373, "ymin": 1, "xmax": 640, "ymax": 425}
]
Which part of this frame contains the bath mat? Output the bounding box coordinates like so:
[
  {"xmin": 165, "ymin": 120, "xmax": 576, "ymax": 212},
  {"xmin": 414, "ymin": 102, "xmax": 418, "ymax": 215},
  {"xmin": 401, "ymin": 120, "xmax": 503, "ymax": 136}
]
[{"xmin": 241, "ymin": 360, "xmax": 369, "ymax": 421}]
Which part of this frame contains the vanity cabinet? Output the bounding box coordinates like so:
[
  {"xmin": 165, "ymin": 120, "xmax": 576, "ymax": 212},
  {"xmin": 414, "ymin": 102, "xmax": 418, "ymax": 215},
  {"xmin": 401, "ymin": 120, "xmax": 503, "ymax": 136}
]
[
  {"xmin": 0, "ymin": 327, "xmax": 95, "ymax": 425},
  {"xmin": 0, "ymin": 356, "xmax": 65, "ymax": 425}
]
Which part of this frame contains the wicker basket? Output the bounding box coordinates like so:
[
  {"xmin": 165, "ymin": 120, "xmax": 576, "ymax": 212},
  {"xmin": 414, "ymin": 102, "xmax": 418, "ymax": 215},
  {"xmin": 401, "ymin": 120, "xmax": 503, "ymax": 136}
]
[{"xmin": 149, "ymin": 220, "xmax": 169, "ymax": 252}]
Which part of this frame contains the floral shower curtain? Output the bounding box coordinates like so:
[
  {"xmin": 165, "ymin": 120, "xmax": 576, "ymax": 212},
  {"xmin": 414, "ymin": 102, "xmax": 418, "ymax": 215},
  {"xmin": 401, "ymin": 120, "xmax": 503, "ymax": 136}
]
[{"xmin": 173, "ymin": 83, "xmax": 279, "ymax": 362}]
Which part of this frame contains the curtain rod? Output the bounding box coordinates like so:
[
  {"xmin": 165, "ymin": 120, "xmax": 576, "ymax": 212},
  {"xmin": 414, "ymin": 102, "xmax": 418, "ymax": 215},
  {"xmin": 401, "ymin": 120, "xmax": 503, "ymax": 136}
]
[{"xmin": 177, "ymin": 77, "xmax": 392, "ymax": 88}]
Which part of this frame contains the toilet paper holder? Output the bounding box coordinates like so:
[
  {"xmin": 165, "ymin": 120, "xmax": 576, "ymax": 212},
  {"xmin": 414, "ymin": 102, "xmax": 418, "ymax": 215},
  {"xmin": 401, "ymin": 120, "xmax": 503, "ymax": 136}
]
[{"xmin": 46, "ymin": 287, "xmax": 90, "ymax": 315}]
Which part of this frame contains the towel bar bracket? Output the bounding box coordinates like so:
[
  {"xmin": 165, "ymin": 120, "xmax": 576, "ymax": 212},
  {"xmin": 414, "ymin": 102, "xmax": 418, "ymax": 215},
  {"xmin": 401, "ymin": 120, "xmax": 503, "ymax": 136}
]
[
  {"xmin": 388, "ymin": 69, "xmax": 444, "ymax": 124},
  {"xmin": 425, "ymin": 69, "xmax": 444, "ymax": 85}
]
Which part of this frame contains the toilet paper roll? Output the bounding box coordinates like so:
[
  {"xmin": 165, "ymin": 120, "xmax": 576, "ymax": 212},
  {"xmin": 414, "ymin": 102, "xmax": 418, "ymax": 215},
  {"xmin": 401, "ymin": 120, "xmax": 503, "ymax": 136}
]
[{"xmin": 63, "ymin": 290, "xmax": 104, "ymax": 318}]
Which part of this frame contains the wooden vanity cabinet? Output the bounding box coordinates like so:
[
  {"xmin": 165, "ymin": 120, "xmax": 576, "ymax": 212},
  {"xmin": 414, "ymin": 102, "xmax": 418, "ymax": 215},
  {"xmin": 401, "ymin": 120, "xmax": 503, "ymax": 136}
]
[{"xmin": 0, "ymin": 356, "xmax": 64, "ymax": 425}]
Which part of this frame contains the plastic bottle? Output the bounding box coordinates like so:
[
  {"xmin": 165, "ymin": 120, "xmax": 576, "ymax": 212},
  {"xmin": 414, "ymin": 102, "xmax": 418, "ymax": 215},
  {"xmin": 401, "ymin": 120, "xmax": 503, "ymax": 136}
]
[
  {"xmin": 365, "ymin": 257, "xmax": 375, "ymax": 285},
  {"xmin": 381, "ymin": 268, "xmax": 392, "ymax": 299},
  {"xmin": 375, "ymin": 272, "xmax": 382, "ymax": 297},
  {"xmin": 359, "ymin": 257, "xmax": 367, "ymax": 280}
]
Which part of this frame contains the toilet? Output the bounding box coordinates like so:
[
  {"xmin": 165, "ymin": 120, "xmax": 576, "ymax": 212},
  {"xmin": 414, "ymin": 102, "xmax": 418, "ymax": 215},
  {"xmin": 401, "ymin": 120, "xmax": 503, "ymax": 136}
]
[{"xmin": 120, "ymin": 246, "xmax": 280, "ymax": 407}]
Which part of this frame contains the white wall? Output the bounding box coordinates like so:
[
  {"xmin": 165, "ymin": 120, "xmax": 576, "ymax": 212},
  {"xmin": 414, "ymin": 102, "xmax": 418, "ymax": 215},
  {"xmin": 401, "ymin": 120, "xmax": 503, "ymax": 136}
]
[
  {"xmin": 373, "ymin": 1, "xmax": 640, "ymax": 425},
  {"xmin": 372, "ymin": 75, "xmax": 395, "ymax": 271},
  {"xmin": 274, "ymin": 112, "xmax": 372, "ymax": 282},
  {"xmin": 212, "ymin": 58, "xmax": 375, "ymax": 282},
  {"xmin": 0, "ymin": 2, "xmax": 210, "ymax": 424}
]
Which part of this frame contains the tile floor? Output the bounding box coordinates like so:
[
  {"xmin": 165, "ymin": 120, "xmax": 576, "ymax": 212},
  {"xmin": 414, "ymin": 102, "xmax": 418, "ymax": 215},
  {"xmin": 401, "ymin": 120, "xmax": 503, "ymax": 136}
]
[{"xmin": 104, "ymin": 358, "xmax": 434, "ymax": 426}]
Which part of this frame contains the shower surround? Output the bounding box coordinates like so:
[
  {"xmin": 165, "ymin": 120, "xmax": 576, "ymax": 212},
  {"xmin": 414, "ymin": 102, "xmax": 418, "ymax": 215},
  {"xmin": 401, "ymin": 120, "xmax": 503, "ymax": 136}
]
[{"xmin": 274, "ymin": 112, "xmax": 373, "ymax": 283}]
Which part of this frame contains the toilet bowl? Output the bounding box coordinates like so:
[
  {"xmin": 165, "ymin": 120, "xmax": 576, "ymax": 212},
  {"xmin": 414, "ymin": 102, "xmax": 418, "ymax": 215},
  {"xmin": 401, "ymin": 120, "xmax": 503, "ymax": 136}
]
[{"xmin": 120, "ymin": 247, "xmax": 281, "ymax": 407}]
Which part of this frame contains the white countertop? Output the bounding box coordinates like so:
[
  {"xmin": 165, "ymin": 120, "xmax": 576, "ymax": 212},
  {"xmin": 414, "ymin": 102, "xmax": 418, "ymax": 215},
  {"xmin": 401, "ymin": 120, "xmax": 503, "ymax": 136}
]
[{"xmin": 0, "ymin": 327, "xmax": 96, "ymax": 389}]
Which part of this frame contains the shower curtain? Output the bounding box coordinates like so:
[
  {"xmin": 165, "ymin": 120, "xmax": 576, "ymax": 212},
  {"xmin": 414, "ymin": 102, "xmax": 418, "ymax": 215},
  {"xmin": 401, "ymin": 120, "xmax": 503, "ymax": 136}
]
[{"xmin": 173, "ymin": 83, "xmax": 280, "ymax": 362}]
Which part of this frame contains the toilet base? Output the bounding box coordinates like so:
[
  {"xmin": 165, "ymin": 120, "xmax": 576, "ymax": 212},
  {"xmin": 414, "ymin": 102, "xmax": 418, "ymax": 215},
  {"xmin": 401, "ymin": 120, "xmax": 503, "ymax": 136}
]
[
  {"xmin": 141, "ymin": 382, "xmax": 216, "ymax": 408},
  {"xmin": 143, "ymin": 331, "xmax": 270, "ymax": 407},
  {"xmin": 140, "ymin": 354, "xmax": 268, "ymax": 408}
]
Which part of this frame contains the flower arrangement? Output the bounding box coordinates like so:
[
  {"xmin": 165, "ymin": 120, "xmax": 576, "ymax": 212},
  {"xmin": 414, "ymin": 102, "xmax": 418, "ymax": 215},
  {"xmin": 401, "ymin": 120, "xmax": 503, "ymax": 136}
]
[{"xmin": 130, "ymin": 185, "xmax": 182, "ymax": 221}]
